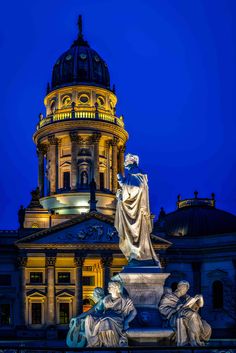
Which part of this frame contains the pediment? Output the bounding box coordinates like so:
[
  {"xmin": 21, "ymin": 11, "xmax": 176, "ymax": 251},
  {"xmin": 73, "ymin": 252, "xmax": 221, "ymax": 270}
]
[
  {"xmin": 16, "ymin": 212, "xmax": 118, "ymax": 247},
  {"xmin": 27, "ymin": 289, "xmax": 46, "ymax": 297},
  {"xmin": 56, "ymin": 289, "xmax": 74, "ymax": 297}
]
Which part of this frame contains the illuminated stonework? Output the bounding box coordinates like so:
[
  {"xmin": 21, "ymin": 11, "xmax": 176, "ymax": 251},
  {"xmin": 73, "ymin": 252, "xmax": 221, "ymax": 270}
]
[{"xmin": 24, "ymin": 19, "xmax": 128, "ymax": 228}]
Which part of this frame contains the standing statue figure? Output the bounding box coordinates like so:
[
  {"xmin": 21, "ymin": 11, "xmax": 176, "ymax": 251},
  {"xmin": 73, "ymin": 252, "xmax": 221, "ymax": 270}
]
[
  {"xmin": 159, "ymin": 281, "xmax": 211, "ymax": 346},
  {"xmin": 18, "ymin": 205, "xmax": 25, "ymax": 229},
  {"xmin": 115, "ymin": 153, "xmax": 160, "ymax": 265},
  {"xmin": 66, "ymin": 287, "xmax": 105, "ymax": 348},
  {"xmin": 84, "ymin": 281, "xmax": 137, "ymax": 347}
]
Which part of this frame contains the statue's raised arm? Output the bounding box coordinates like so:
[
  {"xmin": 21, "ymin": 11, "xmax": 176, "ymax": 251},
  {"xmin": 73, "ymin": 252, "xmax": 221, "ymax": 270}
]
[{"xmin": 115, "ymin": 153, "xmax": 160, "ymax": 266}]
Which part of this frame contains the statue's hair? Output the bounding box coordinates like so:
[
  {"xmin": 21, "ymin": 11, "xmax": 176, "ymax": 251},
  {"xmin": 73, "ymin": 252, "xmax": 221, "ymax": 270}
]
[
  {"xmin": 93, "ymin": 287, "xmax": 105, "ymax": 299},
  {"xmin": 177, "ymin": 280, "xmax": 190, "ymax": 290},
  {"xmin": 125, "ymin": 153, "xmax": 139, "ymax": 166},
  {"xmin": 108, "ymin": 281, "xmax": 123, "ymax": 293}
]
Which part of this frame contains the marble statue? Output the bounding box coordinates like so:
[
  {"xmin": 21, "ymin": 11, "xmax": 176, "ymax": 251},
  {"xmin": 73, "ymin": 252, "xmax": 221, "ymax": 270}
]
[
  {"xmin": 84, "ymin": 281, "xmax": 137, "ymax": 347},
  {"xmin": 66, "ymin": 287, "xmax": 105, "ymax": 348},
  {"xmin": 115, "ymin": 153, "xmax": 160, "ymax": 265},
  {"xmin": 159, "ymin": 280, "xmax": 211, "ymax": 346}
]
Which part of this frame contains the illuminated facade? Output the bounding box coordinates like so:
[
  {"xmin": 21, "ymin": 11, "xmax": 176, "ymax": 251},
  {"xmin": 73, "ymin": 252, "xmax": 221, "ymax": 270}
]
[
  {"xmin": 0, "ymin": 16, "xmax": 236, "ymax": 341},
  {"xmin": 25, "ymin": 15, "xmax": 128, "ymax": 229}
]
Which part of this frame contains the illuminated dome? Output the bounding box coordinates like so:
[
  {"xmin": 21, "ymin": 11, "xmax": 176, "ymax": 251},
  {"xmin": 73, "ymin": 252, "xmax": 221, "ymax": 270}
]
[
  {"xmin": 155, "ymin": 192, "xmax": 236, "ymax": 236},
  {"xmin": 51, "ymin": 16, "xmax": 110, "ymax": 90}
]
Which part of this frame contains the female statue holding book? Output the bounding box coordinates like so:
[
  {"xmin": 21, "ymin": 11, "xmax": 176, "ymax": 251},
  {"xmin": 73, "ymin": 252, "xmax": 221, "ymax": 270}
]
[{"xmin": 159, "ymin": 280, "xmax": 211, "ymax": 346}]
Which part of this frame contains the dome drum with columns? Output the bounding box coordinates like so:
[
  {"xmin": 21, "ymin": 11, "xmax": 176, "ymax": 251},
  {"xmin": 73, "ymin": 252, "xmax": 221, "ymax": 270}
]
[{"xmin": 31, "ymin": 16, "xmax": 128, "ymax": 223}]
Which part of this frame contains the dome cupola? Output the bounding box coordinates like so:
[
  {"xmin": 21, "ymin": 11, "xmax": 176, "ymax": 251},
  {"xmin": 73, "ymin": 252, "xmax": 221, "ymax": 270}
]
[{"xmin": 51, "ymin": 16, "xmax": 110, "ymax": 90}]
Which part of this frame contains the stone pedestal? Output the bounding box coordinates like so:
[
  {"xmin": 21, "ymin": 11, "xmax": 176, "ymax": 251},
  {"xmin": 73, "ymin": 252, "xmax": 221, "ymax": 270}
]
[
  {"xmin": 114, "ymin": 267, "xmax": 169, "ymax": 308},
  {"xmin": 113, "ymin": 266, "xmax": 174, "ymax": 345}
]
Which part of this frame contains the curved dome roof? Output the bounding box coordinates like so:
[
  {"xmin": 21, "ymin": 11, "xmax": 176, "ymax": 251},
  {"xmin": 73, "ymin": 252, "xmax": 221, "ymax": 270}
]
[
  {"xmin": 155, "ymin": 194, "xmax": 236, "ymax": 237},
  {"xmin": 51, "ymin": 16, "xmax": 110, "ymax": 90}
]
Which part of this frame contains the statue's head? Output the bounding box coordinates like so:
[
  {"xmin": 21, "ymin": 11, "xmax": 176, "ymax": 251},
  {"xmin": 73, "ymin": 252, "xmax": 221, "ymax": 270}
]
[
  {"xmin": 176, "ymin": 280, "xmax": 190, "ymax": 296},
  {"xmin": 124, "ymin": 153, "xmax": 139, "ymax": 169},
  {"xmin": 93, "ymin": 287, "xmax": 105, "ymax": 302},
  {"xmin": 108, "ymin": 281, "xmax": 123, "ymax": 297}
]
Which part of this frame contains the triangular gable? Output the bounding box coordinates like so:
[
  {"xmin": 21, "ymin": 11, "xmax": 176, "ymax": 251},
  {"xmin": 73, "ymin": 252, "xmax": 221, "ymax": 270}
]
[
  {"xmin": 27, "ymin": 289, "xmax": 46, "ymax": 297},
  {"xmin": 56, "ymin": 289, "xmax": 74, "ymax": 297},
  {"xmin": 16, "ymin": 212, "xmax": 118, "ymax": 246}
]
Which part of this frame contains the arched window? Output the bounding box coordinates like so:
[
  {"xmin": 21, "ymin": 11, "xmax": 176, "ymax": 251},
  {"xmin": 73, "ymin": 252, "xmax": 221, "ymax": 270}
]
[
  {"xmin": 171, "ymin": 282, "xmax": 178, "ymax": 292},
  {"xmin": 212, "ymin": 280, "xmax": 223, "ymax": 309}
]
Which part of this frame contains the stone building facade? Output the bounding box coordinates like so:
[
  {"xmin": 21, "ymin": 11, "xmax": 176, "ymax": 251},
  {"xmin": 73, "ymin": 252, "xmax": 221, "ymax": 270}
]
[{"xmin": 0, "ymin": 16, "xmax": 236, "ymax": 340}]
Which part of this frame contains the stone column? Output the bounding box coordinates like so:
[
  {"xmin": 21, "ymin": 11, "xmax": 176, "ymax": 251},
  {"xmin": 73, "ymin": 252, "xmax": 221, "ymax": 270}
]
[
  {"xmin": 16, "ymin": 256, "xmax": 28, "ymax": 326},
  {"xmin": 101, "ymin": 256, "xmax": 113, "ymax": 291},
  {"xmin": 192, "ymin": 261, "xmax": 202, "ymax": 294},
  {"xmin": 46, "ymin": 255, "xmax": 56, "ymax": 325},
  {"xmin": 37, "ymin": 144, "xmax": 47, "ymax": 197},
  {"xmin": 105, "ymin": 140, "xmax": 111, "ymax": 191},
  {"xmin": 74, "ymin": 256, "xmax": 85, "ymax": 315},
  {"xmin": 92, "ymin": 132, "xmax": 101, "ymax": 189},
  {"xmin": 48, "ymin": 135, "xmax": 58, "ymax": 195},
  {"xmin": 118, "ymin": 145, "xmax": 126, "ymax": 176},
  {"xmin": 111, "ymin": 137, "xmax": 119, "ymax": 193},
  {"xmin": 70, "ymin": 132, "xmax": 79, "ymax": 191}
]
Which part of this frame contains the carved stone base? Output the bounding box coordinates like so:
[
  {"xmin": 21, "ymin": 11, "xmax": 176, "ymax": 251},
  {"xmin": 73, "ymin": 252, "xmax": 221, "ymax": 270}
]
[{"xmin": 112, "ymin": 267, "xmax": 171, "ymax": 344}]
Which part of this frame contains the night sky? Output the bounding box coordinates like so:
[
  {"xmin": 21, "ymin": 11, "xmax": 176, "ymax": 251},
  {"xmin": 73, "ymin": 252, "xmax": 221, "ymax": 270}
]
[{"xmin": 0, "ymin": 0, "xmax": 236, "ymax": 229}]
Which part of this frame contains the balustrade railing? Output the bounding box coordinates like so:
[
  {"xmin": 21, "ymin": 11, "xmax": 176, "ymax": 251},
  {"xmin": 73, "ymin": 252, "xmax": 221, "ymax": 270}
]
[{"xmin": 37, "ymin": 110, "xmax": 124, "ymax": 130}]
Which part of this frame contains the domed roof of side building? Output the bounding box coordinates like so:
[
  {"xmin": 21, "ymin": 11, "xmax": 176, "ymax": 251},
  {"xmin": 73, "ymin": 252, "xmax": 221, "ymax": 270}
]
[
  {"xmin": 154, "ymin": 192, "xmax": 236, "ymax": 237},
  {"xmin": 51, "ymin": 16, "xmax": 110, "ymax": 91}
]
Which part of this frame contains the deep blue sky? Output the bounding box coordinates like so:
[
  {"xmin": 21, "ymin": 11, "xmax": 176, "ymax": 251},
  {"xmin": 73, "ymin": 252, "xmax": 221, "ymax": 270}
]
[{"xmin": 0, "ymin": 0, "xmax": 236, "ymax": 229}]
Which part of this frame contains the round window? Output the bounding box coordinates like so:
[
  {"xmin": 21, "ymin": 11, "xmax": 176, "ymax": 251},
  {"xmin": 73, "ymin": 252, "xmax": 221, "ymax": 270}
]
[
  {"xmin": 94, "ymin": 55, "xmax": 100, "ymax": 62},
  {"xmin": 62, "ymin": 96, "xmax": 71, "ymax": 106},
  {"xmin": 79, "ymin": 94, "xmax": 89, "ymax": 104},
  {"xmin": 97, "ymin": 96, "xmax": 105, "ymax": 106},
  {"xmin": 65, "ymin": 54, "xmax": 72, "ymax": 61}
]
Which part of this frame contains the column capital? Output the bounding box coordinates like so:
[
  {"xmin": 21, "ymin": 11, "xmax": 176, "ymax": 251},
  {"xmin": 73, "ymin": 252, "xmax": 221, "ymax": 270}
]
[
  {"xmin": 37, "ymin": 143, "xmax": 48, "ymax": 155},
  {"xmin": 101, "ymin": 256, "xmax": 113, "ymax": 268},
  {"xmin": 70, "ymin": 131, "xmax": 80, "ymax": 143},
  {"xmin": 48, "ymin": 135, "xmax": 58, "ymax": 145},
  {"xmin": 92, "ymin": 132, "xmax": 101, "ymax": 143},
  {"xmin": 16, "ymin": 256, "xmax": 28, "ymax": 268},
  {"xmin": 74, "ymin": 256, "xmax": 85, "ymax": 267},
  {"xmin": 46, "ymin": 256, "xmax": 56, "ymax": 267},
  {"xmin": 119, "ymin": 145, "xmax": 126, "ymax": 153},
  {"xmin": 111, "ymin": 136, "xmax": 119, "ymax": 146}
]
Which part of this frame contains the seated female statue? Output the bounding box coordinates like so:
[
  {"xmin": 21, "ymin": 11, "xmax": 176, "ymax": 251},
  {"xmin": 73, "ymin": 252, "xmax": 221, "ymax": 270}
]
[
  {"xmin": 84, "ymin": 281, "xmax": 137, "ymax": 347},
  {"xmin": 66, "ymin": 287, "xmax": 105, "ymax": 348}
]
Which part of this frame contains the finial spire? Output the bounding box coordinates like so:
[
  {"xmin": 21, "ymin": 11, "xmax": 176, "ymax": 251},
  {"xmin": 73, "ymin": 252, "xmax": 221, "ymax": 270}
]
[{"xmin": 78, "ymin": 15, "xmax": 83, "ymax": 38}]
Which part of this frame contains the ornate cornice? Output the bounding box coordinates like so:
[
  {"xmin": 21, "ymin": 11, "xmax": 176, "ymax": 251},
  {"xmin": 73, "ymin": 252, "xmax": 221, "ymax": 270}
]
[{"xmin": 33, "ymin": 120, "xmax": 128, "ymax": 146}]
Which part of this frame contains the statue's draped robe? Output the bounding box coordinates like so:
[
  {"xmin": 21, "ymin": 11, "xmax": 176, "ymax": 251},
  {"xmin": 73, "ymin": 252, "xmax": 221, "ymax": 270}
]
[
  {"xmin": 115, "ymin": 170, "xmax": 158, "ymax": 262},
  {"xmin": 159, "ymin": 292, "xmax": 211, "ymax": 346},
  {"xmin": 85, "ymin": 294, "xmax": 135, "ymax": 347}
]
